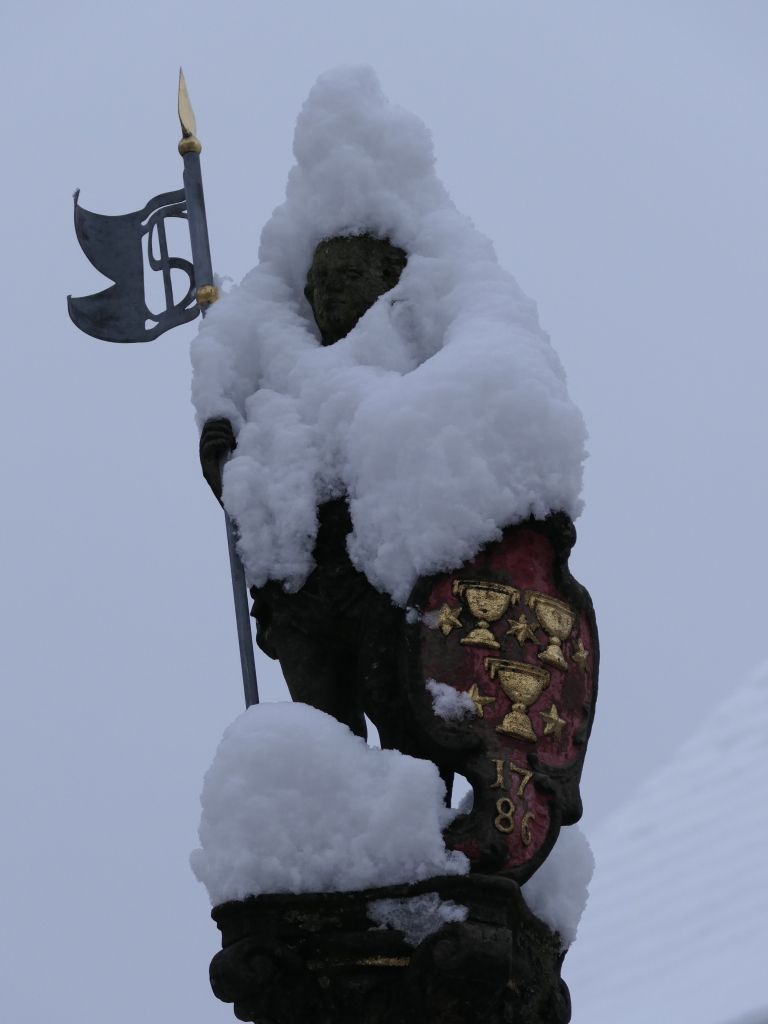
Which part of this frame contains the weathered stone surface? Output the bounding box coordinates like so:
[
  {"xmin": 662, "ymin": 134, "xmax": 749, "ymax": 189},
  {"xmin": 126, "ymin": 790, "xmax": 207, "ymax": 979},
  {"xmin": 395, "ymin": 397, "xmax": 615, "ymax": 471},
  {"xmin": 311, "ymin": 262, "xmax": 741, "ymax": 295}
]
[
  {"xmin": 250, "ymin": 497, "xmax": 410, "ymax": 744},
  {"xmin": 210, "ymin": 875, "xmax": 571, "ymax": 1024},
  {"xmin": 304, "ymin": 234, "xmax": 408, "ymax": 347}
]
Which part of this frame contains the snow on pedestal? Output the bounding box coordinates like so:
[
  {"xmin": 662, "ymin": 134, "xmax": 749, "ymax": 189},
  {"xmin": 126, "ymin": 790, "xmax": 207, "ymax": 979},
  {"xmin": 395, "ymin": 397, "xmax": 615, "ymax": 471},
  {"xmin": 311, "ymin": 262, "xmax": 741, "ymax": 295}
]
[
  {"xmin": 190, "ymin": 702, "xmax": 468, "ymax": 907},
  {"xmin": 521, "ymin": 823, "xmax": 594, "ymax": 948},
  {"xmin": 192, "ymin": 698, "xmax": 595, "ymax": 955}
]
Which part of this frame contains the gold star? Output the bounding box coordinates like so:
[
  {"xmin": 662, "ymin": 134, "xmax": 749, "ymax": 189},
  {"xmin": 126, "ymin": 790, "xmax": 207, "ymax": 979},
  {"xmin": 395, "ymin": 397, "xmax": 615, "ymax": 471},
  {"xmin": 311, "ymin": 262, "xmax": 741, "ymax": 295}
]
[
  {"xmin": 572, "ymin": 638, "xmax": 589, "ymax": 671},
  {"xmin": 467, "ymin": 683, "xmax": 496, "ymax": 718},
  {"xmin": 437, "ymin": 603, "xmax": 463, "ymax": 635},
  {"xmin": 506, "ymin": 614, "xmax": 539, "ymax": 645},
  {"xmin": 539, "ymin": 703, "xmax": 567, "ymax": 740}
]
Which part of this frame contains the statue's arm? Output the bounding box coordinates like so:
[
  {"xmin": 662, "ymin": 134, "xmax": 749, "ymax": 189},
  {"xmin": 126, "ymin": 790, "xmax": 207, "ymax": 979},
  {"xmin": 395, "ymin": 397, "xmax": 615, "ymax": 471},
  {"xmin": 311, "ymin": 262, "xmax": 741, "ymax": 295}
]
[{"xmin": 199, "ymin": 417, "xmax": 236, "ymax": 502}]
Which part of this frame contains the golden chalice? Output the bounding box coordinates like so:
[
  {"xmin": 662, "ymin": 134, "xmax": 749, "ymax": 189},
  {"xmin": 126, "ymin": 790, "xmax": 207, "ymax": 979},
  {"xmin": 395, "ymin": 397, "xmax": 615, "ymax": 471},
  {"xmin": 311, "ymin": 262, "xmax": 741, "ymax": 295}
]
[
  {"xmin": 524, "ymin": 591, "xmax": 575, "ymax": 671},
  {"xmin": 453, "ymin": 580, "xmax": 520, "ymax": 648},
  {"xmin": 485, "ymin": 658, "xmax": 551, "ymax": 743}
]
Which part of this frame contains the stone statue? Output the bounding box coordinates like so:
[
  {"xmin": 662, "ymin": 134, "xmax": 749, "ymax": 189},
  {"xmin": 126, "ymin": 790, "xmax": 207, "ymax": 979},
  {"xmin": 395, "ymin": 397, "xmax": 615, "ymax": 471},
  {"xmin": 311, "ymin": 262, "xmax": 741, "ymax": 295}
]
[
  {"xmin": 193, "ymin": 72, "xmax": 598, "ymax": 1024},
  {"xmin": 199, "ymin": 234, "xmax": 412, "ymax": 746}
]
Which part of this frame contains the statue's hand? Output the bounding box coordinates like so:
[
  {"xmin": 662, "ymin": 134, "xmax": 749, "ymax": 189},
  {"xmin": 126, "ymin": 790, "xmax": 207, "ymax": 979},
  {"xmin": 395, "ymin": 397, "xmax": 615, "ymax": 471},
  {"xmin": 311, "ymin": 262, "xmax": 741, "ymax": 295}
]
[{"xmin": 199, "ymin": 417, "xmax": 236, "ymax": 501}]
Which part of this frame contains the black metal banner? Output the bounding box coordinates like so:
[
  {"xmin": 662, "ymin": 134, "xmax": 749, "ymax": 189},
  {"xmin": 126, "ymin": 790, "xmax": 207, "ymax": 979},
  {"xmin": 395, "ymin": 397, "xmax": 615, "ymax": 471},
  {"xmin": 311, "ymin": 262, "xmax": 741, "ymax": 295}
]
[{"xmin": 67, "ymin": 188, "xmax": 199, "ymax": 343}]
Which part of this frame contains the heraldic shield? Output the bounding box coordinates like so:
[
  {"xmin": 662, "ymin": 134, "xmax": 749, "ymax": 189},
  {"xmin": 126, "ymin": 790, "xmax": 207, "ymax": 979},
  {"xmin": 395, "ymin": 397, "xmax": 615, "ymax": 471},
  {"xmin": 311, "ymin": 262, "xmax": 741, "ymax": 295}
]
[{"xmin": 401, "ymin": 513, "xmax": 598, "ymax": 884}]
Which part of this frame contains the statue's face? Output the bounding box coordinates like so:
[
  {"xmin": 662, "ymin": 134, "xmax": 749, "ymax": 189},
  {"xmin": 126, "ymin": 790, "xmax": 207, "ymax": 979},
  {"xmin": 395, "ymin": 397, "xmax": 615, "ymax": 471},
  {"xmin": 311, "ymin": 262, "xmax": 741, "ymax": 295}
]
[{"xmin": 305, "ymin": 235, "xmax": 408, "ymax": 346}]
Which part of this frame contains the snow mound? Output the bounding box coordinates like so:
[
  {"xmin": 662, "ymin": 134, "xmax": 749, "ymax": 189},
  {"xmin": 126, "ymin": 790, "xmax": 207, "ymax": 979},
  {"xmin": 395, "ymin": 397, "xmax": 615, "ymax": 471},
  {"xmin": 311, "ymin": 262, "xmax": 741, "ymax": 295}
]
[
  {"xmin": 367, "ymin": 892, "xmax": 468, "ymax": 946},
  {"xmin": 521, "ymin": 824, "xmax": 594, "ymax": 948},
  {"xmin": 190, "ymin": 702, "xmax": 469, "ymax": 905},
  {"xmin": 190, "ymin": 65, "xmax": 587, "ymax": 604}
]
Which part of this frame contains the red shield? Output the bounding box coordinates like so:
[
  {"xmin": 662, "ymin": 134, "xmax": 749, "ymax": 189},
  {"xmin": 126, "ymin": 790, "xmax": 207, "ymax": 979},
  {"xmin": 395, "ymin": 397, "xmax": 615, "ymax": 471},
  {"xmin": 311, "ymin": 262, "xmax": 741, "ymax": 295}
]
[{"xmin": 402, "ymin": 514, "xmax": 598, "ymax": 884}]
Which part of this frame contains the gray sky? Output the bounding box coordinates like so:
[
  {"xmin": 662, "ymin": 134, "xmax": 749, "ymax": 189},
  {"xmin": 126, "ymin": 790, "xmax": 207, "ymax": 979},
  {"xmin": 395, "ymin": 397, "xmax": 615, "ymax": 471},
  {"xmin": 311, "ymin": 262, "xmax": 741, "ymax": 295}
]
[{"xmin": 1, "ymin": 2, "xmax": 766, "ymax": 1021}]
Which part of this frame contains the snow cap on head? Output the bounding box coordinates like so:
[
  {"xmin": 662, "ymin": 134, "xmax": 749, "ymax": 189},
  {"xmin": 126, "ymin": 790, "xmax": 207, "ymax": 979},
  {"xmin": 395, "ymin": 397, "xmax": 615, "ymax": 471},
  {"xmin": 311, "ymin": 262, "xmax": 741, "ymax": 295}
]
[
  {"xmin": 191, "ymin": 66, "xmax": 587, "ymax": 604},
  {"xmin": 259, "ymin": 64, "xmax": 489, "ymax": 302}
]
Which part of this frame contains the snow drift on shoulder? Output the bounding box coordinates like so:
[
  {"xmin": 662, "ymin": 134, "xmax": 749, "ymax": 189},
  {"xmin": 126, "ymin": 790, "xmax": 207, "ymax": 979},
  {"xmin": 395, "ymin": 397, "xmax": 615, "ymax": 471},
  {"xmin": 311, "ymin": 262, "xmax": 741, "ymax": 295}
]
[
  {"xmin": 190, "ymin": 702, "xmax": 468, "ymax": 905},
  {"xmin": 190, "ymin": 65, "xmax": 587, "ymax": 604}
]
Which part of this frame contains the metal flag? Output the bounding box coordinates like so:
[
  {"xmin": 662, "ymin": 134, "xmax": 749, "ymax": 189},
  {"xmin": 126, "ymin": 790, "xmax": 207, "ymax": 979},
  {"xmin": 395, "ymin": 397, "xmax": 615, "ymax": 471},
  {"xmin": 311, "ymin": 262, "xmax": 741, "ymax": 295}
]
[
  {"xmin": 68, "ymin": 188, "xmax": 198, "ymax": 342},
  {"xmin": 68, "ymin": 71, "xmax": 259, "ymax": 708}
]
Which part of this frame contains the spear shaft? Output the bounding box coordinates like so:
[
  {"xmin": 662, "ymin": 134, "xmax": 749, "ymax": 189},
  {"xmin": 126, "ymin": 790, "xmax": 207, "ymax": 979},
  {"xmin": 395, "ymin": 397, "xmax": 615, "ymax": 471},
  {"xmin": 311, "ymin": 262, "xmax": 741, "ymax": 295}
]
[
  {"xmin": 224, "ymin": 508, "xmax": 259, "ymax": 708},
  {"xmin": 179, "ymin": 69, "xmax": 259, "ymax": 708}
]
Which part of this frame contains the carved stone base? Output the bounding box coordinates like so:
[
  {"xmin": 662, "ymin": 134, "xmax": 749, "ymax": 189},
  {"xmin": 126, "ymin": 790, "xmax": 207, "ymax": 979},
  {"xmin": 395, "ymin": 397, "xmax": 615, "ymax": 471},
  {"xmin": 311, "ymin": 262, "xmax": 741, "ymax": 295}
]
[{"xmin": 209, "ymin": 874, "xmax": 571, "ymax": 1024}]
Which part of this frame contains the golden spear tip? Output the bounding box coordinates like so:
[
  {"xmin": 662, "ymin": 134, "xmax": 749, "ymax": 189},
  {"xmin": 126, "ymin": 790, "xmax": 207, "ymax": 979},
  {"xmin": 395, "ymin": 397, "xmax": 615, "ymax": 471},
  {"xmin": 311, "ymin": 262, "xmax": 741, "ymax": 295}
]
[
  {"xmin": 178, "ymin": 68, "xmax": 196, "ymax": 137},
  {"xmin": 178, "ymin": 68, "xmax": 201, "ymax": 154}
]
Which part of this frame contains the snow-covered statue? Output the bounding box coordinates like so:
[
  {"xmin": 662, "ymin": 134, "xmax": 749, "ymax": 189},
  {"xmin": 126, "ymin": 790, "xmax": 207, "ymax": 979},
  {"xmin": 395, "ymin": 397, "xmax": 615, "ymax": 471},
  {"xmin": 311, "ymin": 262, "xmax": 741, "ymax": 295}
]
[
  {"xmin": 199, "ymin": 232, "xmax": 411, "ymax": 742},
  {"xmin": 191, "ymin": 67, "xmax": 598, "ymax": 1024}
]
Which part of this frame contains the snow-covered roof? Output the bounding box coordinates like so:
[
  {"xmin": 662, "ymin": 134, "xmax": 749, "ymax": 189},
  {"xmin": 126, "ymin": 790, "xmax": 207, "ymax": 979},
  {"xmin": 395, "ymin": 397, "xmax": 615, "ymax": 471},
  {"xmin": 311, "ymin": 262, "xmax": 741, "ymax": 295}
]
[
  {"xmin": 565, "ymin": 661, "xmax": 768, "ymax": 1024},
  {"xmin": 724, "ymin": 1013, "xmax": 768, "ymax": 1024}
]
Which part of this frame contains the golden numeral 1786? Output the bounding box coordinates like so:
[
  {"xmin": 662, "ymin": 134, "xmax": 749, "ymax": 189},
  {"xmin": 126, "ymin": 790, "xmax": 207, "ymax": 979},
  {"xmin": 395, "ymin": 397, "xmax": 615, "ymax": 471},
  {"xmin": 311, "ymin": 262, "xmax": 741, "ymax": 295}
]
[
  {"xmin": 494, "ymin": 796, "xmax": 515, "ymax": 833},
  {"xmin": 521, "ymin": 811, "xmax": 535, "ymax": 846}
]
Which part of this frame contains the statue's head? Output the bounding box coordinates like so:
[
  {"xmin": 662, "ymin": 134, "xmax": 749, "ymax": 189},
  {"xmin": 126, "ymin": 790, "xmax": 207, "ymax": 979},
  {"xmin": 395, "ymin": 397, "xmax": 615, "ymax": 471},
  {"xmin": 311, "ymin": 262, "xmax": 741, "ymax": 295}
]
[{"xmin": 304, "ymin": 234, "xmax": 408, "ymax": 346}]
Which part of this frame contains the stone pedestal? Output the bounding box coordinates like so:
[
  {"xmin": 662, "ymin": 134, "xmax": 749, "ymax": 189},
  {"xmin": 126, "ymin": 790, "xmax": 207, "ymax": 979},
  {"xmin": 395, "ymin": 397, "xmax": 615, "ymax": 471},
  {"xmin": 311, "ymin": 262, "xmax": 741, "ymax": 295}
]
[{"xmin": 209, "ymin": 874, "xmax": 570, "ymax": 1024}]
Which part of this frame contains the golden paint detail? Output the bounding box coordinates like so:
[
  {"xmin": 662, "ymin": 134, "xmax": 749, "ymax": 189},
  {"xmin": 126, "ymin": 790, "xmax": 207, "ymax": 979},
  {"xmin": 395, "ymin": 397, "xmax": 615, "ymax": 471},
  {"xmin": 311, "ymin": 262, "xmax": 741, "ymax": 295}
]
[
  {"xmin": 178, "ymin": 136, "xmax": 202, "ymax": 155},
  {"xmin": 490, "ymin": 759, "xmax": 505, "ymax": 789},
  {"xmin": 572, "ymin": 637, "xmax": 589, "ymax": 671},
  {"xmin": 485, "ymin": 658, "xmax": 551, "ymax": 743},
  {"xmin": 355, "ymin": 957, "xmax": 410, "ymax": 968},
  {"xmin": 506, "ymin": 613, "xmax": 540, "ymax": 645},
  {"xmin": 436, "ymin": 602, "xmax": 463, "ymax": 635},
  {"xmin": 196, "ymin": 284, "xmax": 219, "ymax": 305},
  {"xmin": 308, "ymin": 957, "xmax": 410, "ymax": 970},
  {"xmin": 539, "ymin": 703, "xmax": 567, "ymax": 740},
  {"xmin": 467, "ymin": 682, "xmax": 495, "ymax": 718},
  {"xmin": 521, "ymin": 811, "xmax": 535, "ymax": 846},
  {"xmin": 494, "ymin": 796, "xmax": 516, "ymax": 833},
  {"xmin": 453, "ymin": 580, "xmax": 520, "ymax": 648},
  {"xmin": 524, "ymin": 591, "xmax": 575, "ymax": 670},
  {"xmin": 177, "ymin": 68, "xmax": 202, "ymax": 154},
  {"xmin": 178, "ymin": 68, "xmax": 197, "ymax": 136},
  {"xmin": 507, "ymin": 761, "xmax": 534, "ymax": 797}
]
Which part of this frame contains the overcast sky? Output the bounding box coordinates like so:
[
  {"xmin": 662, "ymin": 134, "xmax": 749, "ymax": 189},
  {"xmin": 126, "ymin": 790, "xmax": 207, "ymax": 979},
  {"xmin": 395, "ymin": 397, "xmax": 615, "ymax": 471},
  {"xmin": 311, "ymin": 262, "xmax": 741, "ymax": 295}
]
[{"xmin": 1, "ymin": 2, "xmax": 766, "ymax": 1022}]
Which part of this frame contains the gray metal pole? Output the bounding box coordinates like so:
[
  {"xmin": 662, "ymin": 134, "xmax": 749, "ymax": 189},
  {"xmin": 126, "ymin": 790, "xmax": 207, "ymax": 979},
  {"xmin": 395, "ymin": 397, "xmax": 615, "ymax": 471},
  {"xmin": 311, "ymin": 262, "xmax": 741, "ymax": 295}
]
[
  {"xmin": 182, "ymin": 151, "xmax": 214, "ymax": 298},
  {"xmin": 224, "ymin": 508, "xmax": 259, "ymax": 707},
  {"xmin": 179, "ymin": 71, "xmax": 259, "ymax": 708}
]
